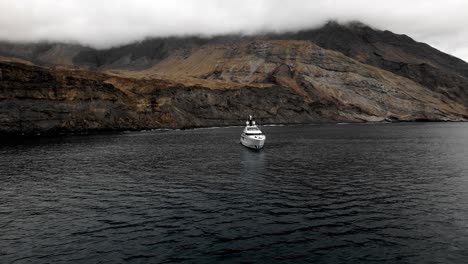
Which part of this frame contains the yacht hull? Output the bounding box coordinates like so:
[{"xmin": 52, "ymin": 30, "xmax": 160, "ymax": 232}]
[{"xmin": 240, "ymin": 136, "xmax": 265, "ymax": 149}]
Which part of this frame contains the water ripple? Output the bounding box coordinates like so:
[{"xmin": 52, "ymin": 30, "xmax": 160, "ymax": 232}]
[{"xmin": 1, "ymin": 123, "xmax": 468, "ymax": 263}]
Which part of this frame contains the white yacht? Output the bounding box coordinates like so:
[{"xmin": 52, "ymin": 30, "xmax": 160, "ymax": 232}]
[{"xmin": 240, "ymin": 115, "xmax": 266, "ymax": 150}]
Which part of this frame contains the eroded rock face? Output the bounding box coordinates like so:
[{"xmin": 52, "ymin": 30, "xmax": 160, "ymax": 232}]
[
  {"xmin": 1, "ymin": 21, "xmax": 467, "ymax": 112},
  {"xmin": 0, "ymin": 39, "xmax": 466, "ymax": 135},
  {"xmin": 280, "ymin": 22, "xmax": 468, "ymax": 105},
  {"xmin": 0, "ymin": 62, "xmax": 136, "ymax": 134},
  {"xmin": 142, "ymin": 40, "xmax": 467, "ymax": 122}
]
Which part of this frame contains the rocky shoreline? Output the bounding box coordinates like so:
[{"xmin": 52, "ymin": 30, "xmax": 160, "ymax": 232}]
[{"xmin": 2, "ymin": 119, "xmax": 467, "ymax": 138}]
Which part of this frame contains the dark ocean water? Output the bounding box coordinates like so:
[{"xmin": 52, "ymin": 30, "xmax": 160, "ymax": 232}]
[{"xmin": 1, "ymin": 123, "xmax": 468, "ymax": 264}]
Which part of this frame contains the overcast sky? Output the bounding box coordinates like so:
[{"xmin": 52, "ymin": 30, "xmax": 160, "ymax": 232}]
[{"xmin": 1, "ymin": 0, "xmax": 467, "ymax": 62}]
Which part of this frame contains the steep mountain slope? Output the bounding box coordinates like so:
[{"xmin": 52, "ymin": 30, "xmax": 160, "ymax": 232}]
[
  {"xmin": 1, "ymin": 40, "xmax": 466, "ymax": 134},
  {"xmin": 276, "ymin": 22, "xmax": 468, "ymax": 104},
  {"xmin": 1, "ymin": 22, "xmax": 467, "ymax": 134},
  {"xmin": 1, "ymin": 22, "xmax": 467, "ymax": 106},
  {"xmin": 143, "ymin": 40, "xmax": 466, "ymax": 121},
  {"xmin": 0, "ymin": 42, "xmax": 88, "ymax": 66}
]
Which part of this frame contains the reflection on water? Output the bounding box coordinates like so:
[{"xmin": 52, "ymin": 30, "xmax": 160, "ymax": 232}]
[
  {"xmin": 240, "ymin": 147, "xmax": 266, "ymax": 175},
  {"xmin": 1, "ymin": 123, "xmax": 468, "ymax": 264}
]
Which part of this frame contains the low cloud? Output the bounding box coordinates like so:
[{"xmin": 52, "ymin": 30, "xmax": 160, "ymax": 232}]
[{"xmin": 1, "ymin": 0, "xmax": 467, "ymax": 61}]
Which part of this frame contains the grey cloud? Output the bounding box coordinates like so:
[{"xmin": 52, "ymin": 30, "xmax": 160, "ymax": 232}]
[{"xmin": 0, "ymin": 0, "xmax": 467, "ymax": 62}]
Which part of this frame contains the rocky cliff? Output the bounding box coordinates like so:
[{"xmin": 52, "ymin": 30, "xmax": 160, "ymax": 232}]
[
  {"xmin": 0, "ymin": 23, "xmax": 467, "ymax": 134},
  {"xmin": 1, "ymin": 39, "xmax": 466, "ymax": 134},
  {"xmin": 275, "ymin": 22, "xmax": 468, "ymax": 105}
]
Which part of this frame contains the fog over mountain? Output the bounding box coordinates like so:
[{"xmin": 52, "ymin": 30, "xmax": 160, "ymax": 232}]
[{"xmin": 0, "ymin": 0, "xmax": 467, "ymax": 62}]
